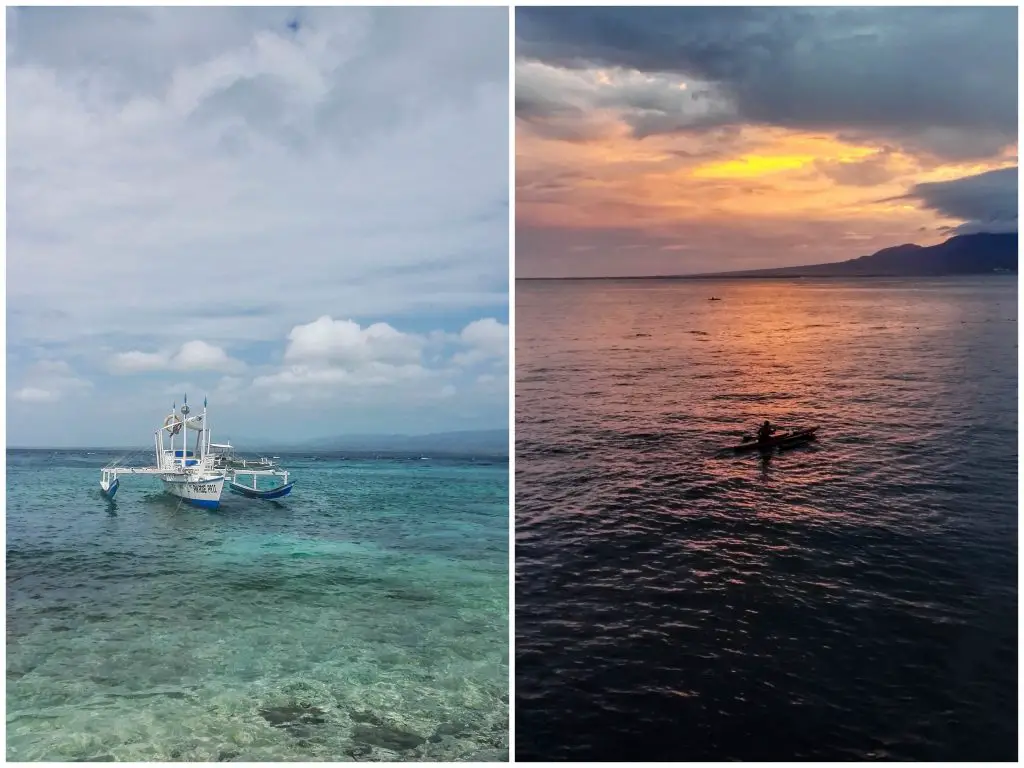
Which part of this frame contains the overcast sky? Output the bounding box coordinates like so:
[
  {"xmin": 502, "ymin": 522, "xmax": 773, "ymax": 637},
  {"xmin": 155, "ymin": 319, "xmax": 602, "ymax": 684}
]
[
  {"xmin": 516, "ymin": 7, "xmax": 1018, "ymax": 277},
  {"xmin": 8, "ymin": 7, "xmax": 509, "ymax": 447}
]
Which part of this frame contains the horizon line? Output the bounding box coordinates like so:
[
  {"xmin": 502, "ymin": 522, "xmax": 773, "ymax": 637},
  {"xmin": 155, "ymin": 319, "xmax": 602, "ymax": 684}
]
[
  {"xmin": 516, "ymin": 230, "xmax": 1018, "ymax": 281},
  {"xmin": 516, "ymin": 273, "xmax": 1018, "ymax": 281}
]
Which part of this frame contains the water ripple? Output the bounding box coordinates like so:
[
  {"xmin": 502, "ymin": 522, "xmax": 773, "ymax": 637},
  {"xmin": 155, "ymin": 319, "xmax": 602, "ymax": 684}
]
[{"xmin": 515, "ymin": 277, "xmax": 1016, "ymax": 761}]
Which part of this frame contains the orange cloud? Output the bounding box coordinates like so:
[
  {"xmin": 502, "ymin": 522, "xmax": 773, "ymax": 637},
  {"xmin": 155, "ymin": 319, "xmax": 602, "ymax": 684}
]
[{"xmin": 518, "ymin": 120, "xmax": 1016, "ymax": 243}]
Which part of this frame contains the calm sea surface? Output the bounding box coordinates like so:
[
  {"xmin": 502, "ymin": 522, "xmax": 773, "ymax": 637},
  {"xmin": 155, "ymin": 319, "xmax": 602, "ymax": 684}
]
[
  {"xmin": 515, "ymin": 277, "xmax": 1017, "ymax": 761},
  {"xmin": 7, "ymin": 453, "xmax": 508, "ymax": 761}
]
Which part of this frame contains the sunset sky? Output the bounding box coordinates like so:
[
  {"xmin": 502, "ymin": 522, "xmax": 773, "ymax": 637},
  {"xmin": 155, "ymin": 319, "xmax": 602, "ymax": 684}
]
[{"xmin": 516, "ymin": 7, "xmax": 1018, "ymax": 277}]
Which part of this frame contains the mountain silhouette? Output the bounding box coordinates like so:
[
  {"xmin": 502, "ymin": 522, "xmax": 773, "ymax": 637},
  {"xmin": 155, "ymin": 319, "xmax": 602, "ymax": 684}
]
[{"xmin": 701, "ymin": 232, "xmax": 1017, "ymax": 277}]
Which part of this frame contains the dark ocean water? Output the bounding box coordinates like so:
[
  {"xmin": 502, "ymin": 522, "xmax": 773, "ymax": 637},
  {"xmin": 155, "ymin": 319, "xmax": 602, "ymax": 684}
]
[
  {"xmin": 7, "ymin": 452, "xmax": 508, "ymax": 761},
  {"xmin": 515, "ymin": 277, "xmax": 1017, "ymax": 761}
]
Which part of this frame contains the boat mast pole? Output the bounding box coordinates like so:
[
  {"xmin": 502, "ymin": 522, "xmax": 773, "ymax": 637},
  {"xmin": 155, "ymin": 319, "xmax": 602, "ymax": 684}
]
[
  {"xmin": 181, "ymin": 393, "xmax": 187, "ymax": 467},
  {"xmin": 203, "ymin": 396, "xmax": 208, "ymax": 463}
]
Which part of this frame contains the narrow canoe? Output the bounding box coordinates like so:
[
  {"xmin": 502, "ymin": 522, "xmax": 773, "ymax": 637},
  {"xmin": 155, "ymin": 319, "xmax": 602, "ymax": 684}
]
[{"xmin": 731, "ymin": 427, "xmax": 819, "ymax": 454}]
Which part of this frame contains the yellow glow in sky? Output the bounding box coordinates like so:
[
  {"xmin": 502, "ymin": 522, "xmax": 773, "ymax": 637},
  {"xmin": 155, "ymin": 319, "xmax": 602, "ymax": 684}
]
[{"xmin": 692, "ymin": 154, "xmax": 816, "ymax": 179}]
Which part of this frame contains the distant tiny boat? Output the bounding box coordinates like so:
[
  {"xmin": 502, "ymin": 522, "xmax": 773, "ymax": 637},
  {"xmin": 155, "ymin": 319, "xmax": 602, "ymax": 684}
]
[{"xmin": 708, "ymin": 297, "xmax": 722, "ymax": 301}]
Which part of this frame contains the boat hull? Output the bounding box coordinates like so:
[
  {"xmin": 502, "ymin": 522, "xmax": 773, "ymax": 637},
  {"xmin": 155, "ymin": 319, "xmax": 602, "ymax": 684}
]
[
  {"xmin": 731, "ymin": 427, "xmax": 819, "ymax": 454},
  {"xmin": 228, "ymin": 480, "xmax": 294, "ymax": 499},
  {"xmin": 161, "ymin": 474, "xmax": 225, "ymax": 508}
]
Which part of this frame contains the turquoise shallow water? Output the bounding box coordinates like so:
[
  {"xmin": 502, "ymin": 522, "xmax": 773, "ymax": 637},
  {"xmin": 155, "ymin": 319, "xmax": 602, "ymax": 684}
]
[{"xmin": 7, "ymin": 452, "xmax": 508, "ymax": 761}]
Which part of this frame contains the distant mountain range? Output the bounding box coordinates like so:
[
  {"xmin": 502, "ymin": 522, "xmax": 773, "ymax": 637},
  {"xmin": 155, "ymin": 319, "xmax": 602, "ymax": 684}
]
[
  {"xmin": 9, "ymin": 429, "xmax": 511, "ymax": 456},
  {"xmin": 696, "ymin": 232, "xmax": 1018, "ymax": 278},
  {"xmin": 276, "ymin": 429, "xmax": 510, "ymax": 457}
]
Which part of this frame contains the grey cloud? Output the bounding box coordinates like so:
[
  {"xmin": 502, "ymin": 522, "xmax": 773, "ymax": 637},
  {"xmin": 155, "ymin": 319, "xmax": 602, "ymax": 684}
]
[
  {"xmin": 8, "ymin": 7, "xmax": 508, "ymax": 346},
  {"xmin": 905, "ymin": 167, "xmax": 1018, "ymax": 234},
  {"xmin": 517, "ymin": 169, "xmax": 596, "ymax": 197},
  {"xmin": 516, "ymin": 59, "xmax": 737, "ymax": 143},
  {"xmin": 516, "ymin": 7, "xmax": 1017, "ymax": 158},
  {"xmin": 815, "ymin": 149, "xmax": 899, "ymax": 187}
]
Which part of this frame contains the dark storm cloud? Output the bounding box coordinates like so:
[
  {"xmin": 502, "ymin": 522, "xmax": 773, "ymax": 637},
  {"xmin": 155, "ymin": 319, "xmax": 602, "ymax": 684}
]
[
  {"xmin": 517, "ymin": 7, "xmax": 804, "ymax": 81},
  {"xmin": 904, "ymin": 167, "xmax": 1018, "ymax": 234},
  {"xmin": 515, "ymin": 89, "xmax": 579, "ymax": 122},
  {"xmin": 516, "ymin": 7, "xmax": 1017, "ymax": 158}
]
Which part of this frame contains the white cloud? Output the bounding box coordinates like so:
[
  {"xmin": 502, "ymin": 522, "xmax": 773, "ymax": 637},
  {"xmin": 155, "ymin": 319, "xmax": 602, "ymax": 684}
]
[
  {"xmin": 111, "ymin": 340, "xmax": 244, "ymax": 374},
  {"xmin": 14, "ymin": 387, "xmax": 60, "ymax": 403},
  {"xmin": 176, "ymin": 340, "xmax": 242, "ymax": 371},
  {"xmin": 454, "ymin": 317, "xmax": 509, "ymax": 367},
  {"xmin": 12, "ymin": 360, "xmax": 91, "ymax": 404},
  {"xmin": 253, "ymin": 316, "xmax": 433, "ymax": 401},
  {"xmin": 249, "ymin": 315, "xmax": 506, "ymax": 406},
  {"xmin": 461, "ymin": 317, "xmax": 509, "ymax": 348},
  {"xmin": 254, "ymin": 361, "xmax": 431, "ymax": 390},
  {"xmin": 283, "ymin": 316, "xmax": 424, "ymax": 366}
]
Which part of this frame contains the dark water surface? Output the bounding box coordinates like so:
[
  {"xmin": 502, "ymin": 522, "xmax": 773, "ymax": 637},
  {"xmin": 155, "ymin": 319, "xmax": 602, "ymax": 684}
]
[
  {"xmin": 515, "ymin": 277, "xmax": 1017, "ymax": 761},
  {"xmin": 7, "ymin": 453, "xmax": 508, "ymax": 761}
]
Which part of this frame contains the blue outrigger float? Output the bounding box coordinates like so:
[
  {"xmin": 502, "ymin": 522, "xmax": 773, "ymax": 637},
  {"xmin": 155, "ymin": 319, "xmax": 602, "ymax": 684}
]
[
  {"xmin": 209, "ymin": 446, "xmax": 295, "ymax": 501},
  {"xmin": 229, "ymin": 477, "xmax": 295, "ymax": 499},
  {"xmin": 222, "ymin": 456, "xmax": 295, "ymax": 499}
]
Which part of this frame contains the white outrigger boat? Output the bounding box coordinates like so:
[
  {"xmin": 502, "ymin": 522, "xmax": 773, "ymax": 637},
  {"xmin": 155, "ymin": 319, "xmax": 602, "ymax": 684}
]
[{"xmin": 99, "ymin": 396, "xmax": 294, "ymax": 508}]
